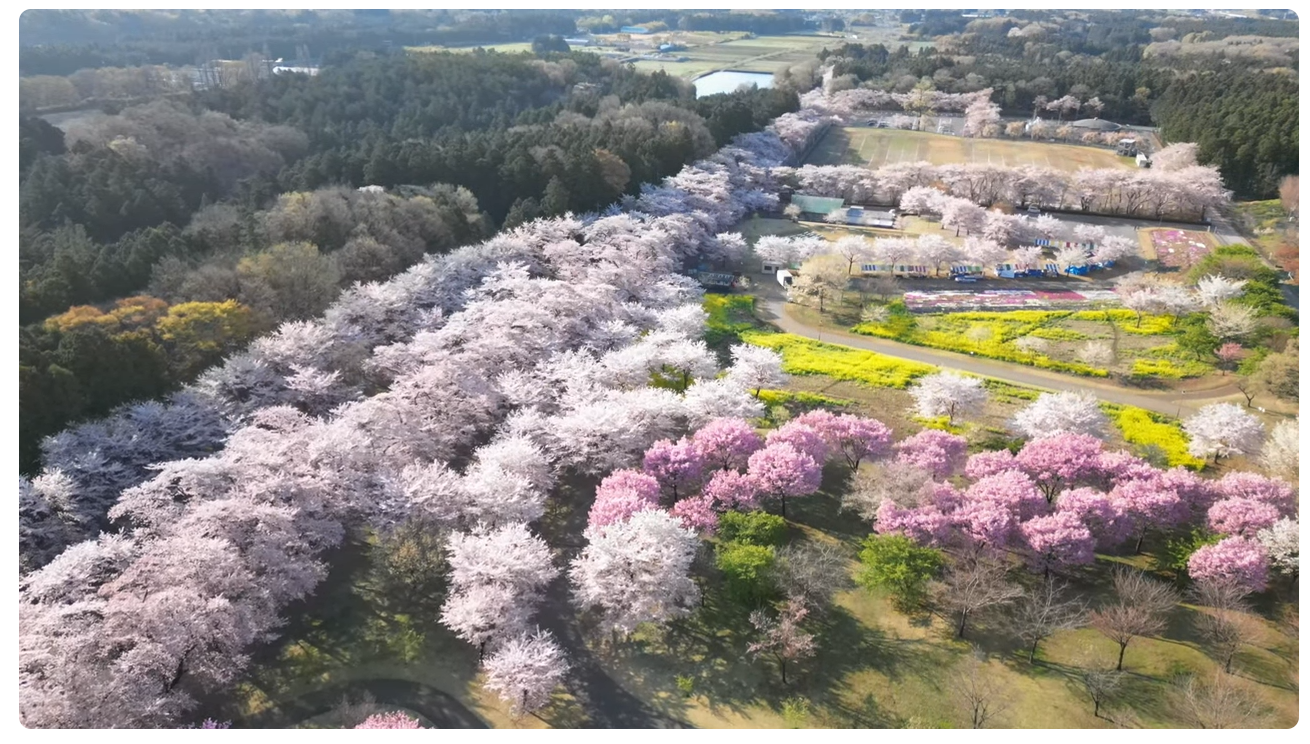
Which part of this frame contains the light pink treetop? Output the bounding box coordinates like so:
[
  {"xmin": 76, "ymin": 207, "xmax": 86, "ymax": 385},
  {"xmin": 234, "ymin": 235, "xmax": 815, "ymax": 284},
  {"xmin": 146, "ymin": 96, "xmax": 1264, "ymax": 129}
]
[
  {"xmin": 690, "ymin": 418, "xmax": 763, "ymax": 472},
  {"xmin": 702, "ymin": 468, "xmax": 761, "ymax": 511},
  {"xmin": 1020, "ymin": 512, "xmax": 1096, "ymax": 573},
  {"xmin": 964, "ymin": 449, "xmax": 1015, "ymax": 480},
  {"xmin": 355, "ymin": 712, "xmax": 423, "ymax": 729},
  {"xmin": 587, "ymin": 469, "xmax": 662, "ymax": 529},
  {"xmin": 1055, "ymin": 487, "xmax": 1132, "ymax": 549},
  {"xmin": 894, "ymin": 430, "xmax": 968, "ymax": 480},
  {"xmin": 1213, "ymin": 472, "xmax": 1297, "ymax": 516},
  {"xmin": 964, "ymin": 470, "xmax": 1049, "ymax": 521},
  {"xmin": 747, "ymin": 443, "xmax": 823, "ymax": 498},
  {"xmin": 1207, "ymin": 498, "xmax": 1281, "ymax": 538},
  {"xmin": 1015, "ymin": 433, "xmax": 1105, "ymax": 501},
  {"xmin": 671, "ymin": 494, "xmax": 719, "ymax": 535},
  {"xmin": 1187, "ymin": 537, "xmax": 1269, "ymax": 593},
  {"xmin": 765, "ymin": 421, "xmax": 829, "ymax": 465}
]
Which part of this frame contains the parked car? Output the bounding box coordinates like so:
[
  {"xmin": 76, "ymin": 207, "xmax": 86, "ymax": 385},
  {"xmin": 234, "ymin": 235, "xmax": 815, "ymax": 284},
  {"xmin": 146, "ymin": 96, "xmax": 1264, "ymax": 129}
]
[{"xmin": 1026, "ymin": 206, "xmax": 1041, "ymax": 216}]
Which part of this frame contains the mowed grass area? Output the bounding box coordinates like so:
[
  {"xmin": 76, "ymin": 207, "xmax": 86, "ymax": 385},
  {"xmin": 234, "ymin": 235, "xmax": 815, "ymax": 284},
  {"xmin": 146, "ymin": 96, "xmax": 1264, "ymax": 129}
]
[{"xmin": 807, "ymin": 127, "xmax": 1135, "ymax": 172}]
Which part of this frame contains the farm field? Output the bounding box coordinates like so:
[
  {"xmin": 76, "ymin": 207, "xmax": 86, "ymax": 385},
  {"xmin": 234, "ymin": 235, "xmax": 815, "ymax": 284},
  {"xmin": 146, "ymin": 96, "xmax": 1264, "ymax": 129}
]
[{"xmin": 807, "ymin": 127, "xmax": 1136, "ymax": 172}]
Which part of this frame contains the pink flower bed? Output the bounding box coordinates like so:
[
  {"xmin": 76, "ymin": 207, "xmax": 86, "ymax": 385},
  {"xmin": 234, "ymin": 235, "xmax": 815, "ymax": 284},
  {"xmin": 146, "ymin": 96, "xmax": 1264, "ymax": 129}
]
[
  {"xmin": 904, "ymin": 290, "xmax": 1122, "ymax": 311},
  {"xmin": 1150, "ymin": 229, "xmax": 1213, "ymax": 269}
]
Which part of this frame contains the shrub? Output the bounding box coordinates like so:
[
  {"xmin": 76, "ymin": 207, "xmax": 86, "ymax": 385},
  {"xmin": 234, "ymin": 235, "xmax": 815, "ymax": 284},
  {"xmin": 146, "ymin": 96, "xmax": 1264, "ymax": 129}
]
[
  {"xmin": 675, "ymin": 675, "xmax": 695, "ymax": 698},
  {"xmin": 781, "ymin": 697, "xmax": 811, "ymax": 728},
  {"xmin": 742, "ymin": 331, "xmax": 935, "ymax": 389},
  {"xmin": 1111, "ymin": 406, "xmax": 1206, "ymax": 470},
  {"xmin": 719, "ymin": 510, "xmax": 788, "ymax": 547},
  {"xmin": 1157, "ymin": 526, "xmax": 1222, "ymax": 579},
  {"xmin": 855, "ymin": 534, "xmax": 944, "ymax": 612},
  {"xmin": 716, "ymin": 542, "xmax": 778, "ymax": 606}
]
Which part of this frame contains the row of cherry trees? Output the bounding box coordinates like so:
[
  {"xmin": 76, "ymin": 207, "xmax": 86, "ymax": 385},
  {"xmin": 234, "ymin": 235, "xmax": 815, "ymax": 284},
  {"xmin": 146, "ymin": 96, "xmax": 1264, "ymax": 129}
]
[
  {"xmin": 780, "ymin": 157, "xmax": 1228, "ymax": 222},
  {"xmin": 18, "ymin": 93, "xmax": 833, "ymax": 727}
]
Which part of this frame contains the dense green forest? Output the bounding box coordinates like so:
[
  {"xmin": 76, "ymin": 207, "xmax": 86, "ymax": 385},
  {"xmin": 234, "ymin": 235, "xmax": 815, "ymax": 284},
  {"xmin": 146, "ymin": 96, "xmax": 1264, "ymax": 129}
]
[{"xmin": 17, "ymin": 48, "xmax": 795, "ymax": 474}]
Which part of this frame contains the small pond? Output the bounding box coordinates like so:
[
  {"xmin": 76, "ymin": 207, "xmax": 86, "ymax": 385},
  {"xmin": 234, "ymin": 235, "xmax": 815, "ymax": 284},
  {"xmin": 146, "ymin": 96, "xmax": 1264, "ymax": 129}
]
[{"xmin": 693, "ymin": 70, "xmax": 775, "ymax": 98}]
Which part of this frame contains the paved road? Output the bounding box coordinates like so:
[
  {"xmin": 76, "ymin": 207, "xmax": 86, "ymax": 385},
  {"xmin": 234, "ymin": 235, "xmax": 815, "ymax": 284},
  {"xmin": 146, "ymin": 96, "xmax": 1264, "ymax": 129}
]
[{"xmin": 757, "ymin": 296, "xmax": 1238, "ymax": 419}]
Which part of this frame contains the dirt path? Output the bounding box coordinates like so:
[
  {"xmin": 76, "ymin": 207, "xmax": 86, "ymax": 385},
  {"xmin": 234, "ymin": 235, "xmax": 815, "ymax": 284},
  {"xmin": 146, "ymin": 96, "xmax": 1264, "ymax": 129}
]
[
  {"xmin": 757, "ymin": 297, "xmax": 1239, "ymax": 419},
  {"xmin": 243, "ymin": 678, "xmax": 488, "ymax": 729}
]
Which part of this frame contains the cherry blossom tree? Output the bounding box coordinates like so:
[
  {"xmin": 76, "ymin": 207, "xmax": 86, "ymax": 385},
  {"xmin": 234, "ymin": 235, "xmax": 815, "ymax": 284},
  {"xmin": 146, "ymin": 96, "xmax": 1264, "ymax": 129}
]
[
  {"xmin": 1215, "ymin": 342, "xmax": 1245, "ymax": 373},
  {"xmin": 1207, "ymin": 498, "xmax": 1280, "ymax": 538},
  {"xmin": 1150, "ymin": 143, "xmax": 1200, "ymax": 172},
  {"xmin": 965, "ymin": 470, "xmax": 1049, "ymax": 522},
  {"xmin": 1196, "ymin": 275, "xmax": 1247, "ymax": 308},
  {"xmin": 1260, "ymin": 419, "xmax": 1298, "ymax": 482},
  {"xmin": 747, "ymin": 596, "xmax": 816, "ymax": 685},
  {"xmin": 1015, "ymin": 433, "xmax": 1106, "ymax": 503},
  {"xmin": 570, "ymin": 509, "xmax": 700, "ymax": 637},
  {"xmin": 440, "ymin": 523, "xmax": 557, "ymax": 658},
  {"xmin": 1111, "ymin": 475, "xmax": 1187, "ymax": 553},
  {"xmin": 1056, "ymin": 487, "xmax": 1132, "ymax": 549},
  {"xmin": 1207, "ymin": 302, "xmax": 1258, "ymax": 342},
  {"xmin": 1188, "ymin": 537, "xmax": 1269, "ymax": 593},
  {"xmin": 747, "ymin": 442, "xmax": 822, "ymax": 518},
  {"xmin": 702, "ymin": 468, "xmax": 761, "ymax": 511},
  {"xmin": 833, "ymin": 235, "xmax": 874, "ymax": 275},
  {"xmin": 691, "ymin": 418, "xmax": 764, "ymax": 471},
  {"xmin": 1020, "ymin": 512, "xmax": 1096, "ymax": 576},
  {"xmin": 765, "ymin": 421, "xmax": 829, "ymax": 465},
  {"xmin": 1077, "ymin": 340, "xmax": 1115, "ymax": 368},
  {"xmin": 356, "ymin": 712, "xmax": 423, "ymax": 729},
  {"xmin": 1010, "ymin": 391, "xmax": 1108, "ymax": 439},
  {"xmin": 1213, "ymin": 471, "xmax": 1297, "ymax": 516},
  {"xmin": 643, "ymin": 438, "xmax": 706, "ymax": 502},
  {"xmin": 1184, "ymin": 403, "xmax": 1265, "ymax": 462},
  {"xmin": 802, "ymin": 413, "xmax": 892, "ymax": 469},
  {"xmin": 682, "ymin": 377, "xmax": 766, "ymax": 428},
  {"xmin": 587, "ymin": 469, "xmax": 662, "ymax": 529},
  {"xmin": 482, "ymin": 628, "xmax": 569, "ymax": 718},
  {"xmin": 671, "ymin": 494, "xmax": 719, "ymax": 534},
  {"xmin": 725, "ymin": 344, "xmax": 787, "ymax": 398},
  {"xmin": 1256, "ymin": 518, "xmax": 1297, "ymax": 578},
  {"xmin": 961, "ymin": 91, "xmax": 1002, "ymax": 138},
  {"xmin": 909, "ymin": 372, "xmax": 986, "ymax": 426},
  {"xmin": 846, "ymin": 460, "xmax": 936, "ymax": 520},
  {"xmin": 895, "ymin": 430, "xmax": 968, "ymax": 479}
]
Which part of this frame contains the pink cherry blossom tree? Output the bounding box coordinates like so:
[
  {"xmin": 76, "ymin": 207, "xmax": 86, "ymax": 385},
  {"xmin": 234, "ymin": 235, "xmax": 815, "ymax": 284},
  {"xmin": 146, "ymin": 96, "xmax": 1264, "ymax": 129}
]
[
  {"xmin": 765, "ymin": 422, "xmax": 829, "ymax": 466},
  {"xmin": 1056, "ymin": 487, "xmax": 1132, "ymax": 549},
  {"xmin": 1187, "ymin": 537, "xmax": 1269, "ymax": 594},
  {"xmin": 1015, "ymin": 433, "xmax": 1106, "ymax": 503},
  {"xmin": 895, "ymin": 430, "xmax": 968, "ymax": 480},
  {"xmin": 965, "ymin": 449, "xmax": 1016, "ymax": 480},
  {"xmin": 1213, "ymin": 471, "xmax": 1297, "ymax": 516},
  {"xmin": 643, "ymin": 438, "xmax": 706, "ymax": 502},
  {"xmin": 671, "ymin": 494, "xmax": 719, "ymax": 535},
  {"xmin": 703, "ymin": 468, "xmax": 762, "ymax": 511},
  {"xmin": 587, "ymin": 469, "xmax": 662, "ymax": 529},
  {"xmin": 1020, "ymin": 512, "xmax": 1096, "ymax": 576},
  {"xmin": 965, "ymin": 470, "xmax": 1049, "ymax": 522},
  {"xmin": 1207, "ymin": 498, "xmax": 1281, "ymax": 538},
  {"xmin": 691, "ymin": 418, "xmax": 764, "ymax": 472},
  {"xmin": 356, "ymin": 712, "xmax": 423, "ymax": 729},
  {"xmin": 746, "ymin": 443, "xmax": 823, "ymax": 518}
]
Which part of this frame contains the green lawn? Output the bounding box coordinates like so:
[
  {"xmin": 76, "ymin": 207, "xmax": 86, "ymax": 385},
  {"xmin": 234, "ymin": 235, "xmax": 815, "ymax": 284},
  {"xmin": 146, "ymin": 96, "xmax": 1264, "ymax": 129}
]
[{"xmin": 806, "ymin": 128, "xmax": 1136, "ymax": 171}]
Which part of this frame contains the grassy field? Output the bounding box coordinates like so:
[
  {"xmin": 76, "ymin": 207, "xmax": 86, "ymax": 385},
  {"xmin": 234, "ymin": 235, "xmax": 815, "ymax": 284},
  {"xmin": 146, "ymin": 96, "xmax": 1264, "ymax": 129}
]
[{"xmin": 807, "ymin": 127, "xmax": 1136, "ymax": 172}]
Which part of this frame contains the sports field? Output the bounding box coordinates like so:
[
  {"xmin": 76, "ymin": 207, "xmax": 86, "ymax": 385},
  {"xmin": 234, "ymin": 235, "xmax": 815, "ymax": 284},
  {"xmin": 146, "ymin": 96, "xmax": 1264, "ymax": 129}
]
[{"xmin": 807, "ymin": 127, "xmax": 1135, "ymax": 172}]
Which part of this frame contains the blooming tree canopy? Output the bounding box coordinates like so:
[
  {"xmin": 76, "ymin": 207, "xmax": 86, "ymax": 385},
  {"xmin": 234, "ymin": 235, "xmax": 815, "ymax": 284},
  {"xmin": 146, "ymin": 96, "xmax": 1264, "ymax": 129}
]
[
  {"xmin": 482, "ymin": 628, "xmax": 569, "ymax": 718},
  {"xmin": 1011, "ymin": 392, "xmax": 1108, "ymax": 440},
  {"xmin": 1188, "ymin": 537, "xmax": 1269, "ymax": 593},
  {"xmin": 909, "ymin": 372, "xmax": 986, "ymax": 426},
  {"xmin": 1184, "ymin": 404, "xmax": 1264, "ymax": 462}
]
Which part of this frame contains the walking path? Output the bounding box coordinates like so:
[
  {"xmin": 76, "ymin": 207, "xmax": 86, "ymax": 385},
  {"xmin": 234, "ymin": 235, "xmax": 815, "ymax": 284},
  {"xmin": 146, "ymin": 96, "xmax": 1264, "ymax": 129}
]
[
  {"xmin": 757, "ymin": 297, "xmax": 1239, "ymax": 419},
  {"xmin": 244, "ymin": 678, "xmax": 488, "ymax": 729}
]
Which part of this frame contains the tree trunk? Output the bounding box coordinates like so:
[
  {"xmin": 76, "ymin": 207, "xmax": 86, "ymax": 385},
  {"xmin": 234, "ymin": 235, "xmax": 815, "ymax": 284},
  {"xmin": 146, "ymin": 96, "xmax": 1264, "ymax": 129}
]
[
  {"xmin": 1093, "ymin": 698, "xmax": 1101, "ymax": 718},
  {"xmin": 1134, "ymin": 534, "xmax": 1144, "ymax": 554},
  {"xmin": 1029, "ymin": 639, "xmax": 1040, "ymax": 663},
  {"xmin": 1116, "ymin": 641, "xmax": 1128, "ymax": 671},
  {"xmin": 1224, "ymin": 651, "xmax": 1233, "ymax": 674},
  {"xmin": 781, "ymin": 495, "xmax": 787, "ymax": 519},
  {"xmin": 479, "ymin": 640, "xmax": 486, "ymax": 662},
  {"xmin": 780, "ymin": 656, "xmax": 788, "ymax": 685},
  {"xmin": 957, "ymin": 611, "xmax": 969, "ymax": 638}
]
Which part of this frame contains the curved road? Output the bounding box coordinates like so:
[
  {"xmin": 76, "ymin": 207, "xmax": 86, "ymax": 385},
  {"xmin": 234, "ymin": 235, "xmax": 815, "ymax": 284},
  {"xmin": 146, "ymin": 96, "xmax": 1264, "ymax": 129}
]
[{"xmin": 757, "ymin": 297, "xmax": 1239, "ymax": 419}]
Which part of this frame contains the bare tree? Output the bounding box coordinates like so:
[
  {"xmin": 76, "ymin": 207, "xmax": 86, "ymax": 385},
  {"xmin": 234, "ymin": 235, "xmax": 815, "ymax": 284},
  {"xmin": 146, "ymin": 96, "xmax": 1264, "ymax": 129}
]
[
  {"xmin": 1075, "ymin": 646, "xmax": 1123, "ymax": 719},
  {"xmin": 949, "ymin": 652, "xmax": 1013, "ymax": 729},
  {"xmin": 933, "ymin": 557, "xmax": 1024, "ymax": 639},
  {"xmin": 1012, "ymin": 577, "xmax": 1088, "ymax": 663},
  {"xmin": 1168, "ymin": 672, "xmax": 1273, "ymax": 728},
  {"xmin": 843, "ymin": 460, "xmax": 934, "ymax": 519},
  {"xmin": 1233, "ymin": 374, "xmax": 1259, "ymax": 408},
  {"xmin": 747, "ymin": 595, "xmax": 816, "ymax": 686},
  {"xmin": 1190, "ymin": 578, "xmax": 1254, "ymax": 674},
  {"xmin": 774, "ymin": 541, "xmax": 853, "ymax": 610},
  {"xmin": 1090, "ymin": 567, "xmax": 1179, "ymax": 671}
]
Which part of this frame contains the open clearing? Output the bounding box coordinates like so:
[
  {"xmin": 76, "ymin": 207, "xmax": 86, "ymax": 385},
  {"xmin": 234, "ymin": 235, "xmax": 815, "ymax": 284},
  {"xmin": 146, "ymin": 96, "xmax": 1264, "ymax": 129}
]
[{"xmin": 807, "ymin": 127, "xmax": 1136, "ymax": 172}]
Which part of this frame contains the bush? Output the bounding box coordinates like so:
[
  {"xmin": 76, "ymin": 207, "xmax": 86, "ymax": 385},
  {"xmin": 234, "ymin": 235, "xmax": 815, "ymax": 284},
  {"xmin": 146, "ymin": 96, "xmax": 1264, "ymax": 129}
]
[
  {"xmin": 781, "ymin": 697, "xmax": 811, "ymax": 728},
  {"xmin": 1110, "ymin": 405, "xmax": 1205, "ymax": 470},
  {"xmin": 716, "ymin": 542, "xmax": 778, "ymax": 606},
  {"xmin": 675, "ymin": 675, "xmax": 695, "ymax": 698},
  {"xmin": 855, "ymin": 534, "xmax": 944, "ymax": 612},
  {"xmin": 719, "ymin": 510, "xmax": 788, "ymax": 547},
  {"xmin": 1157, "ymin": 526, "xmax": 1222, "ymax": 580},
  {"xmin": 741, "ymin": 330, "xmax": 935, "ymax": 389}
]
